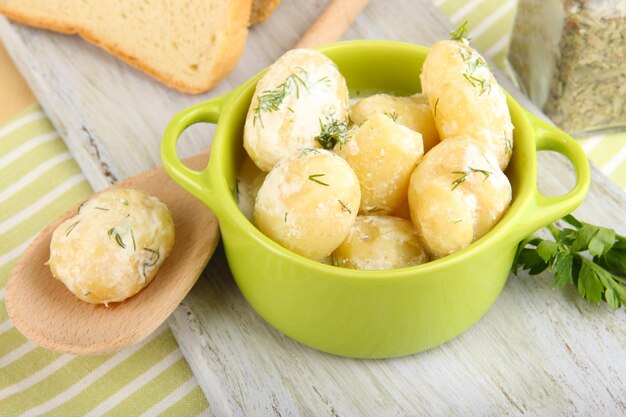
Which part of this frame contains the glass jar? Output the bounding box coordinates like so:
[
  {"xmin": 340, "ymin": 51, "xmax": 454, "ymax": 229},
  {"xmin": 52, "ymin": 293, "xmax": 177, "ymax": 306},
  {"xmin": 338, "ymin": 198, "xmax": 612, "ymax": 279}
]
[{"xmin": 508, "ymin": 0, "xmax": 626, "ymax": 135}]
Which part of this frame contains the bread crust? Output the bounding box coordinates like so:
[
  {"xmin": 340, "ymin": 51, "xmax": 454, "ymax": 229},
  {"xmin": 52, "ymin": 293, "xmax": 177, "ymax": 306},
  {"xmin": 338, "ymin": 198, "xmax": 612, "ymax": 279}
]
[
  {"xmin": 250, "ymin": 0, "xmax": 281, "ymax": 25},
  {"xmin": 0, "ymin": 0, "xmax": 253, "ymax": 94}
]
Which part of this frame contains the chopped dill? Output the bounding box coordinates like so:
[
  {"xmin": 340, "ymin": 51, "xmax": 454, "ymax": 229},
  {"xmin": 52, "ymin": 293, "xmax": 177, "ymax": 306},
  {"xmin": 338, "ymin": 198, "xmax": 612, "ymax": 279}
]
[
  {"xmin": 450, "ymin": 21, "xmax": 471, "ymax": 42},
  {"xmin": 253, "ymin": 67, "xmax": 309, "ymax": 127},
  {"xmin": 367, "ymin": 207, "xmax": 384, "ymax": 213},
  {"xmin": 65, "ymin": 221, "xmax": 80, "ymax": 236},
  {"xmin": 504, "ymin": 132, "xmax": 513, "ymax": 155},
  {"xmin": 142, "ymin": 248, "xmax": 160, "ymax": 279},
  {"xmin": 385, "ymin": 111, "xmax": 398, "ymax": 122},
  {"xmin": 308, "ymin": 174, "xmax": 329, "ymax": 186},
  {"xmin": 94, "ymin": 206, "xmax": 109, "ymax": 211},
  {"xmin": 299, "ymin": 148, "xmax": 321, "ymax": 157},
  {"xmin": 315, "ymin": 116, "xmax": 350, "ymax": 150},
  {"xmin": 130, "ymin": 229, "xmax": 136, "ymax": 252},
  {"xmin": 434, "ymin": 97, "xmax": 440, "ymax": 118},
  {"xmin": 451, "ymin": 167, "xmax": 492, "ymax": 190},
  {"xmin": 338, "ymin": 200, "xmax": 351, "ymax": 214},
  {"xmin": 108, "ymin": 227, "xmax": 126, "ymax": 249},
  {"xmin": 460, "ymin": 49, "xmax": 492, "ymax": 95},
  {"xmin": 284, "ymin": 212, "xmax": 288, "ymax": 223}
]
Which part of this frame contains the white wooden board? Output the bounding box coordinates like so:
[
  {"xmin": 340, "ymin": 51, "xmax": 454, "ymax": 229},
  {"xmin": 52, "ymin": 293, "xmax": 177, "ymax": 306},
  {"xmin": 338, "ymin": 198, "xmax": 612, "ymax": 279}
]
[{"xmin": 1, "ymin": 0, "xmax": 625, "ymax": 415}]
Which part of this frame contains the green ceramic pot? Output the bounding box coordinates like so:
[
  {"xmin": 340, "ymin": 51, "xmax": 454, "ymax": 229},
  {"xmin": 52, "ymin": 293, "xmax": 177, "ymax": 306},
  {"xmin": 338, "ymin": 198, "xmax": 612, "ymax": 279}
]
[{"xmin": 161, "ymin": 41, "xmax": 590, "ymax": 358}]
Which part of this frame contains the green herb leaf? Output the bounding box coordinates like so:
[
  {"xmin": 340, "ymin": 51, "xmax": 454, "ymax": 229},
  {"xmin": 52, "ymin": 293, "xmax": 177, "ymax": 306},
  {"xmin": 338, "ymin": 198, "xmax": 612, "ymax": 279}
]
[
  {"xmin": 588, "ymin": 227, "xmax": 615, "ymax": 256},
  {"xmin": 514, "ymin": 214, "xmax": 626, "ymax": 310},
  {"xmin": 451, "ymin": 167, "xmax": 492, "ymax": 190},
  {"xmin": 450, "ymin": 21, "xmax": 470, "ymax": 42},
  {"xmin": 537, "ymin": 240, "xmax": 559, "ymax": 263},
  {"xmin": 253, "ymin": 68, "xmax": 309, "ymax": 127},
  {"xmin": 315, "ymin": 116, "xmax": 350, "ymax": 150},
  {"xmin": 555, "ymin": 254, "xmax": 574, "ymax": 288},
  {"xmin": 65, "ymin": 221, "xmax": 80, "ymax": 236},
  {"xmin": 308, "ymin": 174, "xmax": 329, "ymax": 186}
]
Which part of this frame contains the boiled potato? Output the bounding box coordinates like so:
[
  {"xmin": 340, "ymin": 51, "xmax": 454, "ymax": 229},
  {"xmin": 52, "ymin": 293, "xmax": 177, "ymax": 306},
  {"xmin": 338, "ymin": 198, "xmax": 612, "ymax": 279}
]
[
  {"xmin": 237, "ymin": 156, "xmax": 267, "ymax": 222},
  {"xmin": 336, "ymin": 114, "xmax": 424, "ymax": 215},
  {"xmin": 408, "ymin": 137, "xmax": 512, "ymax": 258},
  {"xmin": 421, "ymin": 40, "xmax": 514, "ymax": 170},
  {"xmin": 332, "ymin": 216, "xmax": 429, "ymax": 270},
  {"xmin": 49, "ymin": 189, "xmax": 174, "ymax": 305},
  {"xmin": 244, "ymin": 49, "xmax": 349, "ymax": 172},
  {"xmin": 254, "ymin": 149, "xmax": 360, "ymax": 260},
  {"xmin": 350, "ymin": 93, "xmax": 440, "ymax": 152}
]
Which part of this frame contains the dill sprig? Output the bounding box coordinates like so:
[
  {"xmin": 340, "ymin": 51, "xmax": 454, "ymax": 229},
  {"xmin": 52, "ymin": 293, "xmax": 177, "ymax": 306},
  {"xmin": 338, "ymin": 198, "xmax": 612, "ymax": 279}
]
[
  {"xmin": 451, "ymin": 167, "xmax": 492, "ymax": 190},
  {"xmin": 308, "ymin": 174, "xmax": 329, "ymax": 186},
  {"xmin": 460, "ymin": 49, "xmax": 492, "ymax": 95},
  {"xmin": 450, "ymin": 21, "xmax": 471, "ymax": 42},
  {"xmin": 338, "ymin": 200, "xmax": 351, "ymax": 214},
  {"xmin": 142, "ymin": 248, "xmax": 161, "ymax": 280},
  {"xmin": 385, "ymin": 111, "xmax": 398, "ymax": 122},
  {"xmin": 253, "ymin": 68, "xmax": 309, "ymax": 127},
  {"xmin": 315, "ymin": 116, "xmax": 350, "ymax": 150},
  {"xmin": 65, "ymin": 221, "xmax": 80, "ymax": 236},
  {"xmin": 108, "ymin": 227, "xmax": 126, "ymax": 249}
]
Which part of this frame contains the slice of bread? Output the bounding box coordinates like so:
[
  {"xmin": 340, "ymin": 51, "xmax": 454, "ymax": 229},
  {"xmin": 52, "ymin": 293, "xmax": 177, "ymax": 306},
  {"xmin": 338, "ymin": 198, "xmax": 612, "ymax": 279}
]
[
  {"xmin": 0, "ymin": 0, "xmax": 253, "ymax": 94},
  {"xmin": 250, "ymin": 0, "xmax": 281, "ymax": 25}
]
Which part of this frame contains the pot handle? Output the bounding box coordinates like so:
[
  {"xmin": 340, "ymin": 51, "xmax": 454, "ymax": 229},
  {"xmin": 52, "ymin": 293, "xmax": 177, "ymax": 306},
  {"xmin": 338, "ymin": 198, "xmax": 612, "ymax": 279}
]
[
  {"xmin": 161, "ymin": 95, "xmax": 227, "ymax": 205},
  {"xmin": 517, "ymin": 112, "xmax": 590, "ymax": 239}
]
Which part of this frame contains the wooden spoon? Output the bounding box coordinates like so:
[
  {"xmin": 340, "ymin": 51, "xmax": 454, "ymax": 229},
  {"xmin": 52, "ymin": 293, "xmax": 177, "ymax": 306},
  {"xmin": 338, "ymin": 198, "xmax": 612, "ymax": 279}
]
[
  {"xmin": 6, "ymin": 154, "xmax": 219, "ymax": 355},
  {"xmin": 6, "ymin": 0, "xmax": 370, "ymax": 355}
]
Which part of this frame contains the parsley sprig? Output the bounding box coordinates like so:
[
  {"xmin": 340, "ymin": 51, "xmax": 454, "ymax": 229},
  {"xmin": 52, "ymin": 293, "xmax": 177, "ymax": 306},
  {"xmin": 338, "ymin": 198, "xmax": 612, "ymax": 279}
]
[{"xmin": 513, "ymin": 215, "xmax": 626, "ymax": 310}]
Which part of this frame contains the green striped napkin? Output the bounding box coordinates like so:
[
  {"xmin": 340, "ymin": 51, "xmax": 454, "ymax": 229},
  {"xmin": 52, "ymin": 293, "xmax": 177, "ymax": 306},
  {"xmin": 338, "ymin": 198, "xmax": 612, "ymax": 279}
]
[
  {"xmin": 1, "ymin": 1, "xmax": 624, "ymax": 415},
  {"xmin": 0, "ymin": 105, "xmax": 209, "ymax": 416}
]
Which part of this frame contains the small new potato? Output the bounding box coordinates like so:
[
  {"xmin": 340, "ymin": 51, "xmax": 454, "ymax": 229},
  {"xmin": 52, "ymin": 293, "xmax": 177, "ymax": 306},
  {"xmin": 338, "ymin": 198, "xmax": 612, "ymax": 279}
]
[
  {"xmin": 237, "ymin": 155, "xmax": 267, "ymax": 222},
  {"xmin": 408, "ymin": 137, "xmax": 512, "ymax": 258},
  {"xmin": 421, "ymin": 40, "xmax": 514, "ymax": 170},
  {"xmin": 49, "ymin": 189, "xmax": 174, "ymax": 305},
  {"xmin": 332, "ymin": 216, "xmax": 429, "ymax": 270},
  {"xmin": 244, "ymin": 49, "xmax": 350, "ymax": 172},
  {"xmin": 336, "ymin": 113, "xmax": 424, "ymax": 215},
  {"xmin": 350, "ymin": 93, "xmax": 440, "ymax": 152},
  {"xmin": 254, "ymin": 149, "xmax": 360, "ymax": 260}
]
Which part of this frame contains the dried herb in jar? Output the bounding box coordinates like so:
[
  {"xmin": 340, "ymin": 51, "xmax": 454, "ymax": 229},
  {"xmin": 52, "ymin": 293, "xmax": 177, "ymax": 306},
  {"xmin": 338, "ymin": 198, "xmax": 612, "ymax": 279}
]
[{"xmin": 509, "ymin": 0, "xmax": 626, "ymax": 134}]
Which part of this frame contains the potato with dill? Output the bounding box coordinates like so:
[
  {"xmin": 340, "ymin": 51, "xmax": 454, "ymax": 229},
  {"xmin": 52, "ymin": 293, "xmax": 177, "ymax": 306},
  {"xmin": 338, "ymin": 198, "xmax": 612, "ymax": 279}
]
[
  {"xmin": 336, "ymin": 113, "xmax": 424, "ymax": 215},
  {"xmin": 408, "ymin": 137, "xmax": 511, "ymax": 258},
  {"xmin": 254, "ymin": 148, "xmax": 360, "ymax": 260},
  {"xmin": 244, "ymin": 48, "xmax": 349, "ymax": 172},
  {"xmin": 332, "ymin": 216, "xmax": 429, "ymax": 270},
  {"xmin": 420, "ymin": 25, "xmax": 514, "ymax": 170},
  {"xmin": 49, "ymin": 188, "xmax": 174, "ymax": 305},
  {"xmin": 350, "ymin": 93, "xmax": 440, "ymax": 152}
]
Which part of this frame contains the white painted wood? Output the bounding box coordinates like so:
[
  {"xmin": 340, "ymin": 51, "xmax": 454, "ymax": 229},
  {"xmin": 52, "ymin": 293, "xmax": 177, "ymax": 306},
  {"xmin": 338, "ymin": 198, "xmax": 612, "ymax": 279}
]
[{"xmin": 2, "ymin": 0, "xmax": 625, "ymax": 415}]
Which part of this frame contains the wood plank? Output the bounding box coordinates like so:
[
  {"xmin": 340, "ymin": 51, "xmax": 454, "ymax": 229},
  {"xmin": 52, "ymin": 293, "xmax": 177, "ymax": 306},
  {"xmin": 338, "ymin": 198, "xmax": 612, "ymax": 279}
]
[{"xmin": 1, "ymin": 0, "xmax": 625, "ymax": 415}]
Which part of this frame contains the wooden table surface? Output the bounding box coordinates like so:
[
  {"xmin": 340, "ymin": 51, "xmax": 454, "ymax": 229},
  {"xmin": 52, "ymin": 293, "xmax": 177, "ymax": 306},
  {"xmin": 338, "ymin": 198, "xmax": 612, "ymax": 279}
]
[{"xmin": 1, "ymin": 0, "xmax": 625, "ymax": 415}]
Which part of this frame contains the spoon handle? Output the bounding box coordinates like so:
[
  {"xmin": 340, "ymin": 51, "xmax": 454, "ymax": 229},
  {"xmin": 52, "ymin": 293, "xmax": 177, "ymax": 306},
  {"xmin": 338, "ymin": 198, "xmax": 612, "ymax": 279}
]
[{"xmin": 293, "ymin": 0, "xmax": 370, "ymax": 49}]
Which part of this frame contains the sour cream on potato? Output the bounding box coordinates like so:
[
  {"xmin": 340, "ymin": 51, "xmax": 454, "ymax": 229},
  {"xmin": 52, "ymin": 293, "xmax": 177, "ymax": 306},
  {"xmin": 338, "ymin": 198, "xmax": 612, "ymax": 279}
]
[
  {"xmin": 408, "ymin": 137, "xmax": 511, "ymax": 258},
  {"xmin": 244, "ymin": 49, "xmax": 349, "ymax": 172},
  {"xmin": 421, "ymin": 40, "xmax": 514, "ymax": 170},
  {"xmin": 350, "ymin": 93, "xmax": 440, "ymax": 152},
  {"xmin": 337, "ymin": 113, "xmax": 424, "ymax": 215},
  {"xmin": 254, "ymin": 149, "xmax": 360, "ymax": 260},
  {"xmin": 49, "ymin": 189, "xmax": 174, "ymax": 305},
  {"xmin": 332, "ymin": 215, "xmax": 429, "ymax": 270}
]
